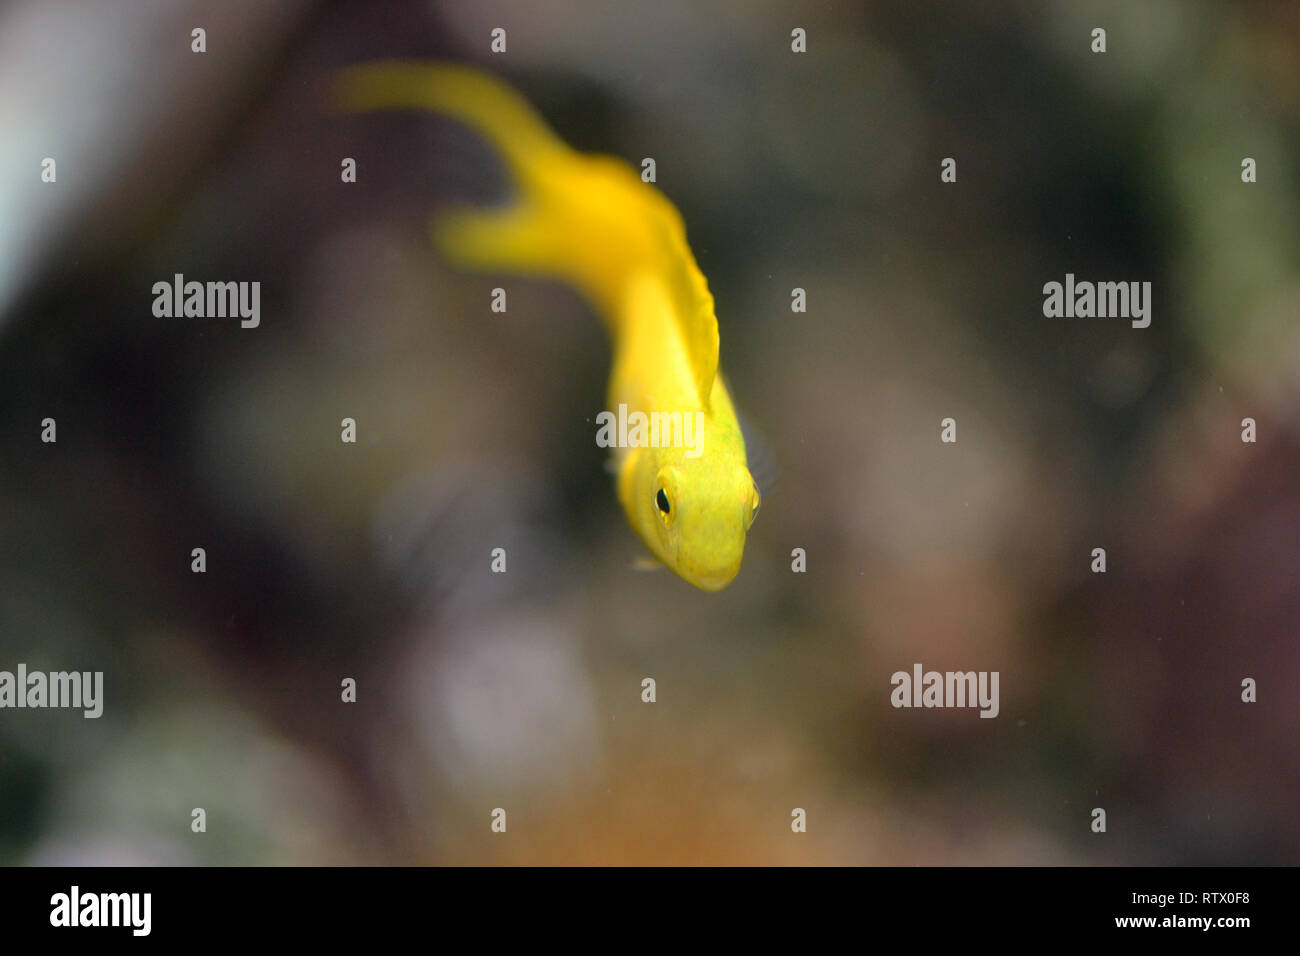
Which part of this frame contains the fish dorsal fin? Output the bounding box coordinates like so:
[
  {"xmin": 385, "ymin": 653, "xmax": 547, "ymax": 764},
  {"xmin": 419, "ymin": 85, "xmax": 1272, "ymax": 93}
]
[
  {"xmin": 676, "ymin": 259, "xmax": 720, "ymax": 404},
  {"xmin": 650, "ymin": 205, "xmax": 719, "ymax": 402},
  {"xmin": 621, "ymin": 266, "xmax": 718, "ymax": 407}
]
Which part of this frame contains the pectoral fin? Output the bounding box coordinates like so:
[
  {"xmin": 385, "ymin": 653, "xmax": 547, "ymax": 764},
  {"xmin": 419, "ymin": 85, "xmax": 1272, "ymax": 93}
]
[{"xmin": 738, "ymin": 409, "xmax": 780, "ymax": 496}]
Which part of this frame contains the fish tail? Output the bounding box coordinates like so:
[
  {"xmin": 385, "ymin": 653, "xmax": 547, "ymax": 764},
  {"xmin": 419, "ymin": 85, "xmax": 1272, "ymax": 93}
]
[
  {"xmin": 334, "ymin": 61, "xmax": 568, "ymax": 180},
  {"xmin": 334, "ymin": 61, "xmax": 650, "ymax": 317}
]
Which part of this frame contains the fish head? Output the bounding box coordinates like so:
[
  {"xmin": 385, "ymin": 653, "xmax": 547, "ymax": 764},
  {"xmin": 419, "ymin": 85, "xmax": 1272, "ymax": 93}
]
[{"xmin": 620, "ymin": 422, "xmax": 759, "ymax": 592}]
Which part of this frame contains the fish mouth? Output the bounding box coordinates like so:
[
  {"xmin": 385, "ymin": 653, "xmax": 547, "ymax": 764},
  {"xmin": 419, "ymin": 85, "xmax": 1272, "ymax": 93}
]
[
  {"xmin": 669, "ymin": 534, "xmax": 739, "ymax": 591},
  {"xmin": 686, "ymin": 568, "xmax": 738, "ymax": 592}
]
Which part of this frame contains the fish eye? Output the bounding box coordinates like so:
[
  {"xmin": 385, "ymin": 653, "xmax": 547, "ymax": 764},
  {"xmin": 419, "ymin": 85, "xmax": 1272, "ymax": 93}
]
[
  {"xmin": 654, "ymin": 468, "xmax": 680, "ymax": 530},
  {"xmin": 656, "ymin": 487, "xmax": 671, "ymax": 518}
]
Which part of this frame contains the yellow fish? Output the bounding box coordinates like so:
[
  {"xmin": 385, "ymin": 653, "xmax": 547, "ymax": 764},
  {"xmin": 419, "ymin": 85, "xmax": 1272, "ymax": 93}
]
[{"xmin": 335, "ymin": 62, "xmax": 760, "ymax": 591}]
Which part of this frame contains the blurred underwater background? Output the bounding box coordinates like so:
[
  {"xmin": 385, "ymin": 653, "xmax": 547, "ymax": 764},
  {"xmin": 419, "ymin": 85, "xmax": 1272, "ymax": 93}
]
[{"xmin": 0, "ymin": 0, "xmax": 1297, "ymax": 864}]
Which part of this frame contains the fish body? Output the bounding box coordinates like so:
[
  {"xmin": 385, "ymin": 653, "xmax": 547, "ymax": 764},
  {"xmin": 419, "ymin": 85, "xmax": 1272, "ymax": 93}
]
[{"xmin": 336, "ymin": 63, "xmax": 759, "ymax": 590}]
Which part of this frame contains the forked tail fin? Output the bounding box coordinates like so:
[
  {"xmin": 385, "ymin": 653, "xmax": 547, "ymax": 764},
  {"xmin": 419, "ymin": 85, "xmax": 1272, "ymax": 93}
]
[{"xmin": 334, "ymin": 61, "xmax": 719, "ymax": 402}]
